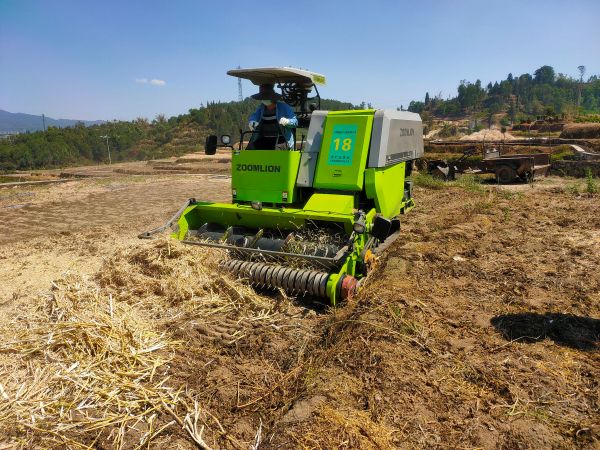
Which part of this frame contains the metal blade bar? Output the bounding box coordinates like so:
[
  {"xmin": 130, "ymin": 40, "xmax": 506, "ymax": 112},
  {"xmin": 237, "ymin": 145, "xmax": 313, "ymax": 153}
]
[
  {"xmin": 247, "ymin": 229, "xmax": 264, "ymax": 248},
  {"xmin": 138, "ymin": 198, "xmax": 196, "ymax": 239},
  {"xmin": 372, "ymin": 230, "xmax": 401, "ymax": 255},
  {"xmin": 181, "ymin": 239, "xmax": 347, "ymax": 269}
]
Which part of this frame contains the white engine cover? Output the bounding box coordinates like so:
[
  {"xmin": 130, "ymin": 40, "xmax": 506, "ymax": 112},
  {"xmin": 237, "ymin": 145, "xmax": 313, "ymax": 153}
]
[{"xmin": 368, "ymin": 110, "xmax": 424, "ymax": 168}]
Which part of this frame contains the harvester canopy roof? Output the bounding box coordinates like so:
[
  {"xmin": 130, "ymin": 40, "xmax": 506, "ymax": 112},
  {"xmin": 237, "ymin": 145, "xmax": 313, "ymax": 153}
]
[{"xmin": 227, "ymin": 67, "xmax": 326, "ymax": 87}]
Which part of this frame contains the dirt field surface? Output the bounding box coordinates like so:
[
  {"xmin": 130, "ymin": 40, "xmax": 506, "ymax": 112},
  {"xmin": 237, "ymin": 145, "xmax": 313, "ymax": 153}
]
[
  {"xmin": 0, "ymin": 174, "xmax": 231, "ymax": 244},
  {"xmin": 0, "ymin": 168, "xmax": 598, "ymax": 449},
  {"xmin": 53, "ymin": 149, "xmax": 232, "ymax": 178}
]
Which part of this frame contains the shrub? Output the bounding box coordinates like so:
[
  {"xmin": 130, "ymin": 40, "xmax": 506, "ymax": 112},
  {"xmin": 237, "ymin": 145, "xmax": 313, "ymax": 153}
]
[
  {"xmin": 586, "ymin": 168, "xmax": 598, "ymax": 196},
  {"xmin": 550, "ymin": 146, "xmax": 575, "ymax": 162},
  {"xmin": 560, "ymin": 123, "xmax": 600, "ymax": 139},
  {"xmin": 574, "ymin": 115, "xmax": 600, "ymax": 124},
  {"xmin": 438, "ymin": 123, "xmax": 459, "ymax": 139},
  {"xmin": 565, "ymin": 183, "xmax": 580, "ymax": 195}
]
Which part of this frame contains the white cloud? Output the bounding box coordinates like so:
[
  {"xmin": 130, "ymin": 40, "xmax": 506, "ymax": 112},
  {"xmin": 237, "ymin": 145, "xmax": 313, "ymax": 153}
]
[{"xmin": 135, "ymin": 78, "xmax": 166, "ymax": 86}]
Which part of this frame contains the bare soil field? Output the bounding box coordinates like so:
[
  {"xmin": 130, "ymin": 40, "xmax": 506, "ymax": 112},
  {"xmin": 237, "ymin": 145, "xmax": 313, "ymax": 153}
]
[
  {"xmin": 0, "ymin": 174, "xmax": 231, "ymax": 246},
  {"xmin": 0, "ymin": 163, "xmax": 598, "ymax": 449}
]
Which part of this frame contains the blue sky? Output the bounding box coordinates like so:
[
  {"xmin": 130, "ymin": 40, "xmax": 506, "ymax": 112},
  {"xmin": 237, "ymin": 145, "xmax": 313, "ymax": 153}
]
[{"xmin": 1, "ymin": 0, "xmax": 599, "ymax": 121}]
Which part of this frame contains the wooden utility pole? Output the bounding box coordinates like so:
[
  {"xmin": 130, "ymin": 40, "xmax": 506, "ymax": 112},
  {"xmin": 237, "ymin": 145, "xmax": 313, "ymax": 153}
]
[
  {"xmin": 237, "ymin": 65, "xmax": 243, "ymax": 101},
  {"xmin": 577, "ymin": 65, "xmax": 586, "ymax": 110},
  {"xmin": 100, "ymin": 135, "xmax": 112, "ymax": 165}
]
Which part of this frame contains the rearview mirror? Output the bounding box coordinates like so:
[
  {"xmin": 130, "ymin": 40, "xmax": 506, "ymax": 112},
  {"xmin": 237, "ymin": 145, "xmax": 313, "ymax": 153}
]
[
  {"xmin": 221, "ymin": 134, "xmax": 231, "ymax": 145},
  {"xmin": 205, "ymin": 135, "xmax": 217, "ymax": 155}
]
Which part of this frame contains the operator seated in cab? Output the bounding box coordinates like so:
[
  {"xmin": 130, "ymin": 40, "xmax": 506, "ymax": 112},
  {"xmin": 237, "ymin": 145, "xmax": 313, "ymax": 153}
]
[{"xmin": 247, "ymin": 84, "xmax": 297, "ymax": 150}]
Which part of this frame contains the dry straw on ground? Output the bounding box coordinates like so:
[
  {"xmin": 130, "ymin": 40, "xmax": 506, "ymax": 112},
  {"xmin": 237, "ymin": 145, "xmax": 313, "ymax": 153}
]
[
  {"xmin": 0, "ymin": 240, "xmax": 273, "ymax": 449},
  {"xmin": 459, "ymin": 129, "xmax": 516, "ymax": 141},
  {"xmin": 0, "ymin": 183, "xmax": 598, "ymax": 448},
  {"xmin": 0, "ymin": 273, "xmax": 183, "ymax": 448}
]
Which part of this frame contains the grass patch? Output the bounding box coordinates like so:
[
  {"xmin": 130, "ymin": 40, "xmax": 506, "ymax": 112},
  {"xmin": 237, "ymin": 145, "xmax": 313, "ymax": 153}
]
[
  {"xmin": 565, "ymin": 182, "xmax": 581, "ymax": 196},
  {"xmin": 574, "ymin": 115, "xmax": 600, "ymax": 123},
  {"xmin": 454, "ymin": 174, "xmax": 484, "ymax": 193},
  {"xmin": 469, "ymin": 199, "xmax": 495, "ymax": 214},
  {"xmin": 551, "ymin": 151, "xmax": 573, "ymax": 162},
  {"xmin": 0, "ymin": 175, "xmax": 27, "ymax": 183},
  {"xmin": 411, "ymin": 173, "xmax": 446, "ymax": 189},
  {"xmin": 497, "ymin": 190, "xmax": 523, "ymax": 201},
  {"xmin": 563, "ymin": 171, "xmax": 598, "ymax": 197},
  {"xmin": 412, "ymin": 173, "xmax": 488, "ymax": 193}
]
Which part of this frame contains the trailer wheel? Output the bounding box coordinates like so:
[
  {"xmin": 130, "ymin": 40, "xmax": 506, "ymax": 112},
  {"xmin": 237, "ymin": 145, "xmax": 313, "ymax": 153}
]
[
  {"xmin": 495, "ymin": 165, "xmax": 517, "ymax": 184},
  {"xmin": 428, "ymin": 160, "xmax": 452, "ymax": 180},
  {"xmin": 522, "ymin": 171, "xmax": 534, "ymax": 183}
]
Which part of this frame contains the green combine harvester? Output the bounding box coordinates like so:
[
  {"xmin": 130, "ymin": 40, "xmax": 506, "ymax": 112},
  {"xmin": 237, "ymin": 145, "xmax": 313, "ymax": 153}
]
[{"xmin": 142, "ymin": 67, "xmax": 423, "ymax": 304}]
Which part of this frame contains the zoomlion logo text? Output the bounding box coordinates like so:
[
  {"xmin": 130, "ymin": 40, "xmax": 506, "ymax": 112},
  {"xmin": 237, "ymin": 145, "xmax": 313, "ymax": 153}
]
[
  {"xmin": 236, "ymin": 164, "xmax": 281, "ymax": 173},
  {"xmin": 399, "ymin": 128, "xmax": 415, "ymax": 137}
]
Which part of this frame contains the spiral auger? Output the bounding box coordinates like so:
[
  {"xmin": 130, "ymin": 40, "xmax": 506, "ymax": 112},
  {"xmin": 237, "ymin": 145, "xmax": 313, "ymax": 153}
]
[{"xmin": 221, "ymin": 259, "xmax": 331, "ymax": 298}]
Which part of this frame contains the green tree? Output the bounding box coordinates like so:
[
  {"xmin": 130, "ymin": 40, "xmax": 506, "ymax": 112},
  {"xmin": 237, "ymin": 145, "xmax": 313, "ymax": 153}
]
[
  {"xmin": 404, "ymin": 65, "xmax": 600, "ymax": 122},
  {"xmin": 534, "ymin": 65, "xmax": 556, "ymax": 85},
  {"xmin": 407, "ymin": 101, "xmax": 425, "ymax": 113}
]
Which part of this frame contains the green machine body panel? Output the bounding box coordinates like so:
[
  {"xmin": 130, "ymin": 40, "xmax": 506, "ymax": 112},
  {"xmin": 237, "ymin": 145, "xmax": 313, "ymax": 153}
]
[
  {"xmin": 313, "ymin": 110, "xmax": 375, "ymax": 191},
  {"xmin": 232, "ymin": 150, "xmax": 301, "ymax": 204},
  {"xmin": 364, "ymin": 162, "xmax": 407, "ymax": 218},
  {"xmin": 303, "ymin": 193, "xmax": 354, "ymax": 215},
  {"xmin": 174, "ymin": 195, "xmax": 356, "ymax": 241}
]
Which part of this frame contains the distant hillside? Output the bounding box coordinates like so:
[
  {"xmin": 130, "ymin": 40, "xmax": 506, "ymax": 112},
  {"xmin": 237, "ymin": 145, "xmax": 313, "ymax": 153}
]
[
  {"xmin": 0, "ymin": 98, "xmax": 357, "ymax": 171},
  {"xmin": 0, "ymin": 110, "xmax": 104, "ymax": 133},
  {"xmin": 407, "ymin": 65, "xmax": 600, "ymax": 128}
]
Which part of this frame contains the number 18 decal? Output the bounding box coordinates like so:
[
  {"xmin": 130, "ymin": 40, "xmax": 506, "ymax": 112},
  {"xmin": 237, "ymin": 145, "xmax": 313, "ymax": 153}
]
[
  {"xmin": 333, "ymin": 138, "xmax": 353, "ymax": 151},
  {"xmin": 328, "ymin": 124, "xmax": 357, "ymax": 166}
]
